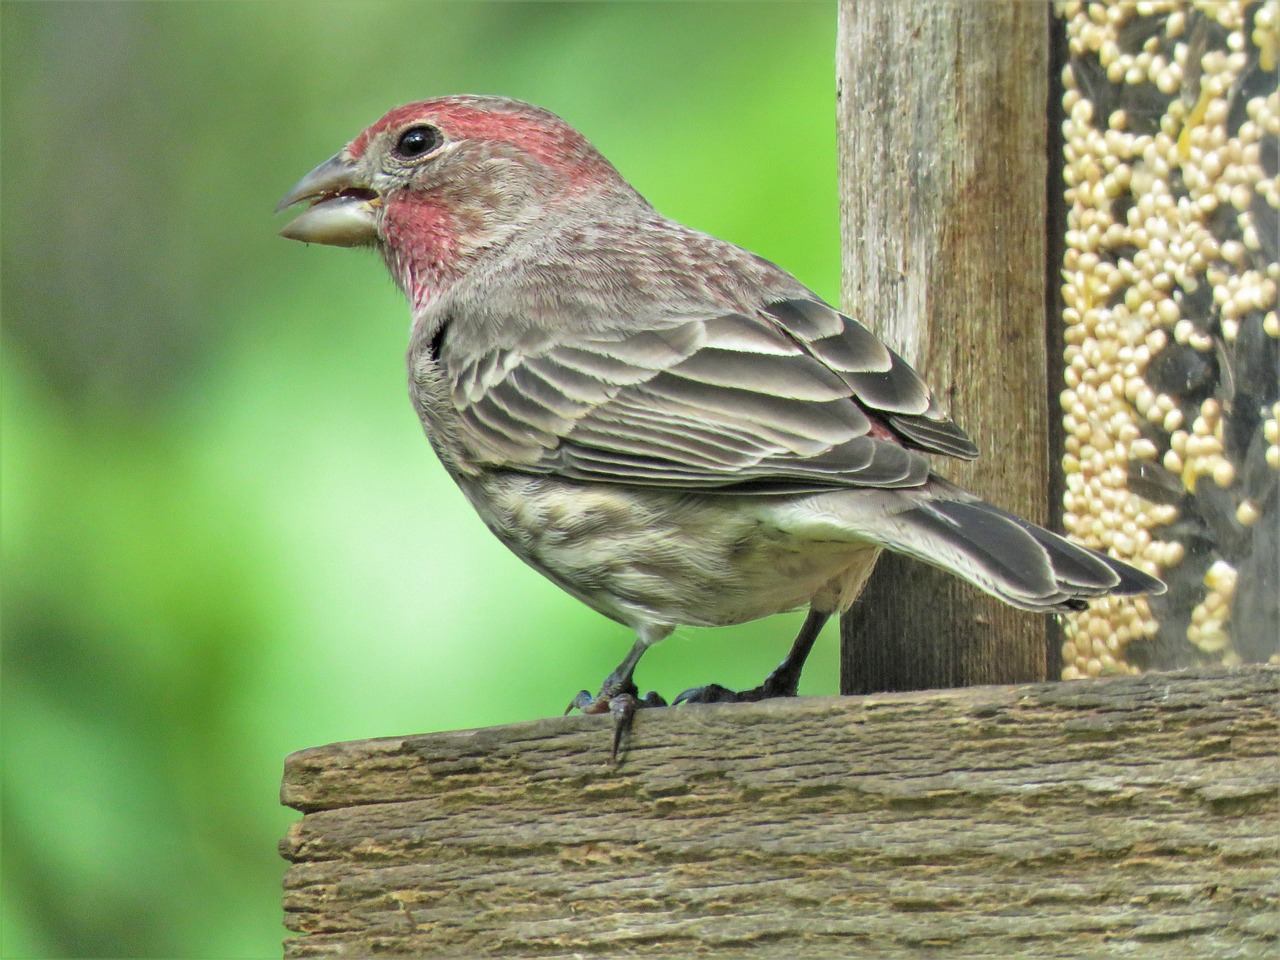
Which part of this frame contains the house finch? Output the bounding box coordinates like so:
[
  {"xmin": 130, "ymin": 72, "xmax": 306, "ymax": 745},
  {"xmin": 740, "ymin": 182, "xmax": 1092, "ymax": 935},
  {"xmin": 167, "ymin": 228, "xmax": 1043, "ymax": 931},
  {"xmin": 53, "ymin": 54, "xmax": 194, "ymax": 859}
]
[{"xmin": 278, "ymin": 96, "xmax": 1163, "ymax": 755}]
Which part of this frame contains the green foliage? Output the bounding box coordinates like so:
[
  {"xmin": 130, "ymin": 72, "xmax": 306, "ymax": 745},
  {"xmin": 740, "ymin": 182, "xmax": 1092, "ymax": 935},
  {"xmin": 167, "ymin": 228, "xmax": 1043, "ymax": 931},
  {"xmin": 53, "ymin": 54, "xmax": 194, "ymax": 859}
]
[{"xmin": 1, "ymin": 3, "xmax": 838, "ymax": 955}]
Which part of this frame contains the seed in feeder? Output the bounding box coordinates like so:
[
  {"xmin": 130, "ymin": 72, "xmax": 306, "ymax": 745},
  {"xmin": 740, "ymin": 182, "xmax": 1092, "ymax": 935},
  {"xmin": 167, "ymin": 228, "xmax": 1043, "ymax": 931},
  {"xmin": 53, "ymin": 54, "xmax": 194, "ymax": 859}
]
[{"xmin": 1212, "ymin": 459, "xmax": 1237, "ymax": 488}]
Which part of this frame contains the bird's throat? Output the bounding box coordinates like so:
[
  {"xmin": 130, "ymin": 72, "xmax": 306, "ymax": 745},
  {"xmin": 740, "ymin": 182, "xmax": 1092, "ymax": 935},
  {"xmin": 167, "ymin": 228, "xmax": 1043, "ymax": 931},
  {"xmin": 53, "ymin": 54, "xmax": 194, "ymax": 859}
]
[{"xmin": 381, "ymin": 194, "xmax": 468, "ymax": 310}]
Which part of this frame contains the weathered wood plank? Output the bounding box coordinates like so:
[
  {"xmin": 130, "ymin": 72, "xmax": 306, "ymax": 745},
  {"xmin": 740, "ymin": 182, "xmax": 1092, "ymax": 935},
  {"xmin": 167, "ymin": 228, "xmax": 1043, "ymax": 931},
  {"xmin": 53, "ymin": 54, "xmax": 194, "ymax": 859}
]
[
  {"xmin": 281, "ymin": 666, "xmax": 1279, "ymax": 958},
  {"xmin": 836, "ymin": 0, "xmax": 1055, "ymax": 692}
]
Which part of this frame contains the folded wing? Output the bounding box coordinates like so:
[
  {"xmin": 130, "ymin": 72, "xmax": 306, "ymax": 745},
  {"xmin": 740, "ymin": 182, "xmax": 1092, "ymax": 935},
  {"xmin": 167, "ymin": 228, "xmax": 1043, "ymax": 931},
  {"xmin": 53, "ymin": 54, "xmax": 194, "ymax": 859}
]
[{"xmin": 449, "ymin": 298, "xmax": 978, "ymax": 493}]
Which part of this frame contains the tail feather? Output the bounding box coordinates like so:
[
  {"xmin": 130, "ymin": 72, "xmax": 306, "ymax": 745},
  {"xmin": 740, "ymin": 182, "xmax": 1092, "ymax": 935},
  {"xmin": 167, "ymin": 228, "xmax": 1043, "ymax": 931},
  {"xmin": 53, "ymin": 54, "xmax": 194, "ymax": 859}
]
[
  {"xmin": 795, "ymin": 476, "xmax": 1166, "ymax": 612},
  {"xmin": 905, "ymin": 499, "xmax": 1076, "ymax": 608},
  {"xmin": 903, "ymin": 497, "xmax": 1163, "ymax": 611},
  {"xmin": 1017, "ymin": 515, "xmax": 1160, "ymax": 596}
]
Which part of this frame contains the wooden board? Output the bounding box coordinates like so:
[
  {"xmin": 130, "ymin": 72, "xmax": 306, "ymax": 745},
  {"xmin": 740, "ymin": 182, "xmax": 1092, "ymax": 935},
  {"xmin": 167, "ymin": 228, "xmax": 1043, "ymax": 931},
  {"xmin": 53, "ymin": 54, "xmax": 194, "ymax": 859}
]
[{"xmin": 282, "ymin": 666, "xmax": 1278, "ymax": 958}]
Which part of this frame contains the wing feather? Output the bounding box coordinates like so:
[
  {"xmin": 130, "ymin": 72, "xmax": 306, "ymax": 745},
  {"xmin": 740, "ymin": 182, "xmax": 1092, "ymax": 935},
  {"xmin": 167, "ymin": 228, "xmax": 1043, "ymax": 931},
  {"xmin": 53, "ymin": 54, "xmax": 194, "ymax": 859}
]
[
  {"xmin": 669, "ymin": 348, "xmax": 851, "ymax": 399},
  {"xmin": 448, "ymin": 297, "xmax": 975, "ymax": 491}
]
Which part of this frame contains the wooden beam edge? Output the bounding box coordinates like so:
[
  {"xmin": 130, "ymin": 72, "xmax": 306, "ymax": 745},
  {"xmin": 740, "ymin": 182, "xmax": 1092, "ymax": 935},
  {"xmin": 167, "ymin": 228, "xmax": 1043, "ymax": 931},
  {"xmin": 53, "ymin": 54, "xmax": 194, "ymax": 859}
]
[{"xmin": 282, "ymin": 665, "xmax": 1278, "ymax": 815}]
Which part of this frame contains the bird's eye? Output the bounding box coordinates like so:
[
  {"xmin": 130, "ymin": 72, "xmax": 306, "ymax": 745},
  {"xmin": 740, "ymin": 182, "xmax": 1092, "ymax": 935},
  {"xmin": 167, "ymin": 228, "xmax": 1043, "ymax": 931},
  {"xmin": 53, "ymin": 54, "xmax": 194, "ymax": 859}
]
[{"xmin": 394, "ymin": 124, "xmax": 442, "ymax": 160}]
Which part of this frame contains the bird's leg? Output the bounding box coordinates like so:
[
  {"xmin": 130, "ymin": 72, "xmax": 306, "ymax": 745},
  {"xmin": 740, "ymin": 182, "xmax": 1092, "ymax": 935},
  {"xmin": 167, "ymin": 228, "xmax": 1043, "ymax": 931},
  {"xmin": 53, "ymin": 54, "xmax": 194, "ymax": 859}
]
[
  {"xmin": 674, "ymin": 608, "xmax": 831, "ymax": 705},
  {"xmin": 568, "ymin": 628, "xmax": 670, "ymax": 763}
]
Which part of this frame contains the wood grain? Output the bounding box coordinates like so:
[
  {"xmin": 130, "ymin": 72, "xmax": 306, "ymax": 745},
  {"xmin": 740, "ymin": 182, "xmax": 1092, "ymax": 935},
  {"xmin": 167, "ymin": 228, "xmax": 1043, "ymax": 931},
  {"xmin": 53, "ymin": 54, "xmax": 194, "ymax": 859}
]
[
  {"xmin": 282, "ymin": 667, "xmax": 1279, "ymax": 958},
  {"xmin": 836, "ymin": 0, "xmax": 1055, "ymax": 692}
]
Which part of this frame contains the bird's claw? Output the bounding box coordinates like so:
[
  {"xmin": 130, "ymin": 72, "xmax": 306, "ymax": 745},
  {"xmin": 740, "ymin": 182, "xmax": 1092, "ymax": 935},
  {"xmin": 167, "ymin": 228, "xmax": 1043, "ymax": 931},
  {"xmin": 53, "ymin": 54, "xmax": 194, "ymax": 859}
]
[
  {"xmin": 567, "ymin": 680, "xmax": 666, "ymax": 764},
  {"xmin": 567, "ymin": 688, "xmax": 603, "ymax": 715}
]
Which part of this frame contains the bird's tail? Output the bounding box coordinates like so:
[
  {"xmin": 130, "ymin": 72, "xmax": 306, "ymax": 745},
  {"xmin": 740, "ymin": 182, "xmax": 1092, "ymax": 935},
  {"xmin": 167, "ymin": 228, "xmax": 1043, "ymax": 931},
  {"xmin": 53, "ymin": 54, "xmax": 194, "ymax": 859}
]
[{"xmin": 793, "ymin": 476, "xmax": 1165, "ymax": 612}]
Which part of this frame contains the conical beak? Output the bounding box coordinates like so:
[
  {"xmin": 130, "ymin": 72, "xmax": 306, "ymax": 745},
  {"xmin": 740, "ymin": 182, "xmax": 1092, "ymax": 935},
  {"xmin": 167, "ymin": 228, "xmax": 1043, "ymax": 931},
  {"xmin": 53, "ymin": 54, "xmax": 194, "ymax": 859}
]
[{"xmin": 276, "ymin": 154, "xmax": 380, "ymax": 247}]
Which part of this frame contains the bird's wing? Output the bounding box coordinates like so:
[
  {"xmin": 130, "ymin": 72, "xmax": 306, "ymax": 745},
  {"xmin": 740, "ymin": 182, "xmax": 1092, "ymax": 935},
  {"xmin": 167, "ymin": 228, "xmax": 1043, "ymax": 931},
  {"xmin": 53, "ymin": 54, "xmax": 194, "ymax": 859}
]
[{"xmin": 449, "ymin": 298, "xmax": 977, "ymax": 492}]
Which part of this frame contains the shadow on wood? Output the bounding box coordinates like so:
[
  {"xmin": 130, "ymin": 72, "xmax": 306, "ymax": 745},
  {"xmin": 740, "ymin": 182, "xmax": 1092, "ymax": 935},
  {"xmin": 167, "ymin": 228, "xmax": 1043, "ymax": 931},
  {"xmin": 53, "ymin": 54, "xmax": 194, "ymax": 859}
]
[{"xmin": 281, "ymin": 666, "xmax": 1278, "ymax": 958}]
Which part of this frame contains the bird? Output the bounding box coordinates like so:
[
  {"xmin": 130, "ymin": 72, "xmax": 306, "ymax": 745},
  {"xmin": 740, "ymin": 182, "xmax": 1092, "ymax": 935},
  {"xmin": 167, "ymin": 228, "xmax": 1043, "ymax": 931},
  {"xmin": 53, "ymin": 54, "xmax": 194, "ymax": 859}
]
[{"xmin": 277, "ymin": 95, "xmax": 1164, "ymax": 759}]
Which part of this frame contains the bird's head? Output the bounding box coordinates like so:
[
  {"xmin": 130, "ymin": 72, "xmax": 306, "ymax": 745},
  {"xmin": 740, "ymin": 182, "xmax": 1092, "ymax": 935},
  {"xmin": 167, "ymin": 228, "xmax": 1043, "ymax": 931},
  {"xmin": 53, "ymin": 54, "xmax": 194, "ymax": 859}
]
[{"xmin": 277, "ymin": 96, "xmax": 633, "ymax": 304}]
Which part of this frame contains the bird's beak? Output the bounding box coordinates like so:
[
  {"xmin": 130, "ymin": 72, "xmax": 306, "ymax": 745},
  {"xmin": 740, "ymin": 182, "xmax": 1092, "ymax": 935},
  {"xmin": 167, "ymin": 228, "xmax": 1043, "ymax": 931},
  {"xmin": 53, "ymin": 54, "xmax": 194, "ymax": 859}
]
[{"xmin": 276, "ymin": 153, "xmax": 381, "ymax": 247}]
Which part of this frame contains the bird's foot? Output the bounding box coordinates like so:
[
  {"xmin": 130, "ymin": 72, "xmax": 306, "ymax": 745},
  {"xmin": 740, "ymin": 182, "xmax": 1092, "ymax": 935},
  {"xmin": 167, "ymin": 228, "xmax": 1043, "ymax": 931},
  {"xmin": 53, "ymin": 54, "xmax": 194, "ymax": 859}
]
[
  {"xmin": 672, "ymin": 673, "xmax": 798, "ymax": 706},
  {"xmin": 568, "ymin": 677, "xmax": 666, "ymax": 765},
  {"xmin": 567, "ymin": 678, "xmax": 667, "ymax": 715},
  {"xmin": 674, "ymin": 608, "xmax": 826, "ymax": 706}
]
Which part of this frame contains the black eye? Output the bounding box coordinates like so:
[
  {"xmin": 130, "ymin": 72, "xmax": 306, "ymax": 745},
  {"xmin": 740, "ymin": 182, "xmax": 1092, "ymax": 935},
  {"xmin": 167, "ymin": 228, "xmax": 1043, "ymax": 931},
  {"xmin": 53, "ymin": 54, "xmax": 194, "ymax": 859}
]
[{"xmin": 394, "ymin": 124, "xmax": 442, "ymax": 160}]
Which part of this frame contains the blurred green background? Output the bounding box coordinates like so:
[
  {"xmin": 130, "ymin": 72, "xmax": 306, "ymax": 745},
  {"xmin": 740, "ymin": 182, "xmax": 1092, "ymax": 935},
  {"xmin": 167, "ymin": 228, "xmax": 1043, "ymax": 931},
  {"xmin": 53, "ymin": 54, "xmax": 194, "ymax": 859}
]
[{"xmin": 1, "ymin": 3, "xmax": 839, "ymax": 956}]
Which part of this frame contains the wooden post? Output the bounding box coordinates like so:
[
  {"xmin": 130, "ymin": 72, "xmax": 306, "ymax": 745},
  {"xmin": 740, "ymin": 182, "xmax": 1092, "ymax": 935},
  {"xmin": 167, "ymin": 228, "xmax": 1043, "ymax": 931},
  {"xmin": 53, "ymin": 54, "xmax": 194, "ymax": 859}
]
[
  {"xmin": 281, "ymin": 667, "xmax": 1279, "ymax": 958},
  {"xmin": 836, "ymin": 1, "xmax": 1054, "ymax": 693}
]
